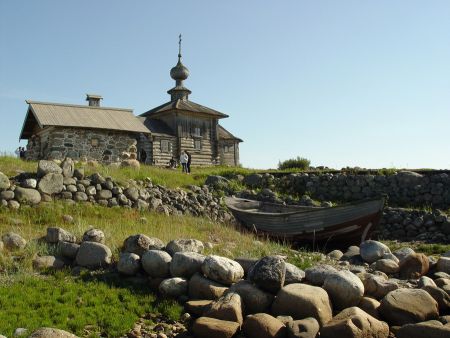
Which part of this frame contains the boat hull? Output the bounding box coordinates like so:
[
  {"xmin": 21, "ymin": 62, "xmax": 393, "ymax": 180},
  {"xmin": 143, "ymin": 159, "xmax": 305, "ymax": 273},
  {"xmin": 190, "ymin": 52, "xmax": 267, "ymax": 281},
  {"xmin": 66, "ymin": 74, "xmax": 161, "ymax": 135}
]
[{"xmin": 225, "ymin": 197, "xmax": 385, "ymax": 249}]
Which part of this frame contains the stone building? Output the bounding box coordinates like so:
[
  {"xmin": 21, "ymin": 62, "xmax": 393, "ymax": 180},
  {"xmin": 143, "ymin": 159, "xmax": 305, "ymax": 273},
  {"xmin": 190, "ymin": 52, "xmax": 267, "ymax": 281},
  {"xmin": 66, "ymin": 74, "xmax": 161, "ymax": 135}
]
[{"xmin": 19, "ymin": 38, "xmax": 242, "ymax": 166}]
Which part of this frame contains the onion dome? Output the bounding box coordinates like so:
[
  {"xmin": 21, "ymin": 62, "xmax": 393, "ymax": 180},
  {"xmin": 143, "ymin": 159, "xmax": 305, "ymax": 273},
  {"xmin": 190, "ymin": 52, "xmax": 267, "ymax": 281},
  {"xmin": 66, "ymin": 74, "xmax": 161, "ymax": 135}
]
[{"xmin": 170, "ymin": 60, "xmax": 189, "ymax": 81}]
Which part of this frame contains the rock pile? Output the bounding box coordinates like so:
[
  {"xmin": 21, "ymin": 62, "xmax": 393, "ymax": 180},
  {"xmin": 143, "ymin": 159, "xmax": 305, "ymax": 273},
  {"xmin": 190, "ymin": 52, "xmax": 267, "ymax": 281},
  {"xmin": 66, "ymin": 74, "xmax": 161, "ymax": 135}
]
[
  {"xmin": 0, "ymin": 159, "xmax": 232, "ymax": 223},
  {"xmin": 2, "ymin": 228, "xmax": 450, "ymax": 338}
]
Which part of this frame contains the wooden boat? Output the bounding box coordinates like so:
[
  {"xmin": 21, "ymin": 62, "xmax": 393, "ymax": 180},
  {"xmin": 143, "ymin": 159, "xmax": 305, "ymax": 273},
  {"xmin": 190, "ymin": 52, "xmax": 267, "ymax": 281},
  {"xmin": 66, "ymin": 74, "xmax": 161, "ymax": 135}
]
[{"xmin": 225, "ymin": 196, "xmax": 385, "ymax": 249}]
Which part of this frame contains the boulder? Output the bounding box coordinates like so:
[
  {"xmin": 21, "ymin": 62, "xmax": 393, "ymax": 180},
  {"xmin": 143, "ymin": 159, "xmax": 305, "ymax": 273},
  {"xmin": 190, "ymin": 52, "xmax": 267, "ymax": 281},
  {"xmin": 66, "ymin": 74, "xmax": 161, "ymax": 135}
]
[
  {"xmin": 75, "ymin": 241, "xmax": 112, "ymax": 269},
  {"xmin": 373, "ymin": 259, "xmax": 399, "ymax": 275},
  {"xmin": 123, "ymin": 234, "xmax": 165, "ymax": 256},
  {"xmin": 202, "ymin": 255, "xmax": 244, "ymax": 285},
  {"xmin": 82, "ymin": 228, "xmax": 105, "ymax": 243},
  {"xmin": 248, "ymin": 256, "xmax": 286, "ymax": 293},
  {"xmin": 287, "ymin": 317, "xmax": 320, "ymax": 338},
  {"xmin": 14, "ymin": 187, "xmax": 41, "ymax": 204},
  {"xmin": 58, "ymin": 241, "xmax": 79, "ymax": 259},
  {"xmin": 243, "ymin": 313, "xmax": 286, "ymax": 338},
  {"xmin": 304, "ymin": 264, "xmax": 338, "ymax": 286},
  {"xmin": 399, "ymin": 253, "xmax": 429, "ymax": 279},
  {"xmin": 32, "ymin": 255, "xmax": 65, "ymax": 271},
  {"xmin": 61, "ymin": 158, "xmax": 75, "ymax": 178},
  {"xmin": 394, "ymin": 320, "xmax": 450, "ymax": 338},
  {"xmin": 358, "ymin": 297, "xmax": 381, "ymax": 319},
  {"xmin": 159, "ymin": 277, "xmax": 188, "ymax": 297},
  {"xmin": 360, "ymin": 240, "xmax": 391, "ymax": 264},
  {"xmin": 117, "ymin": 252, "xmax": 141, "ymax": 275},
  {"xmin": 358, "ymin": 273, "xmax": 399, "ymax": 300},
  {"xmin": 124, "ymin": 187, "xmax": 139, "ymax": 201},
  {"xmin": 323, "ymin": 270, "xmax": 364, "ymax": 310},
  {"xmin": 22, "ymin": 178, "xmax": 37, "ymax": 189},
  {"xmin": 320, "ymin": 307, "xmax": 389, "ymax": 338},
  {"xmin": 37, "ymin": 160, "xmax": 62, "ymax": 177},
  {"xmin": 2, "ymin": 232, "xmax": 27, "ymax": 250},
  {"xmin": 205, "ymin": 175, "xmax": 230, "ymax": 187},
  {"xmin": 29, "ymin": 327, "xmax": 78, "ymax": 338},
  {"xmin": 271, "ymin": 283, "xmax": 332, "ymax": 326},
  {"xmin": 284, "ymin": 263, "xmax": 305, "ymax": 285},
  {"xmin": 96, "ymin": 189, "xmax": 112, "ymax": 200},
  {"xmin": 170, "ymin": 251, "xmax": 205, "ymax": 278},
  {"xmin": 393, "ymin": 247, "xmax": 416, "ymax": 264},
  {"xmin": 243, "ymin": 174, "xmax": 263, "ymax": 188},
  {"xmin": 46, "ymin": 227, "xmax": 76, "ymax": 243},
  {"xmin": 204, "ymin": 292, "xmax": 244, "ymax": 325},
  {"xmin": 437, "ymin": 257, "xmax": 450, "ymax": 274},
  {"xmin": 422, "ymin": 285, "xmax": 450, "ymax": 311},
  {"xmin": 379, "ymin": 288, "xmax": 439, "ymax": 325},
  {"xmin": 38, "ymin": 173, "xmax": 64, "ymax": 194},
  {"xmin": 141, "ymin": 250, "xmax": 172, "ymax": 278},
  {"xmin": 192, "ymin": 317, "xmax": 240, "ymax": 338},
  {"xmin": 188, "ymin": 273, "xmax": 228, "ymax": 300},
  {"xmin": 229, "ymin": 280, "xmax": 274, "ymax": 314},
  {"xmin": 185, "ymin": 300, "xmax": 213, "ymax": 317},
  {"xmin": 166, "ymin": 238, "xmax": 204, "ymax": 255},
  {"xmin": 0, "ymin": 171, "xmax": 10, "ymax": 190}
]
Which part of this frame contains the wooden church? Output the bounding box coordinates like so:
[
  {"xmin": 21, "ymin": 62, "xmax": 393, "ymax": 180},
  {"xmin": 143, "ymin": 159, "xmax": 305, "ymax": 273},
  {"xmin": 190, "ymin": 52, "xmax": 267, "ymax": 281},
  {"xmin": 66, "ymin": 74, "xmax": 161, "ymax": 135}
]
[{"xmin": 19, "ymin": 37, "xmax": 242, "ymax": 166}]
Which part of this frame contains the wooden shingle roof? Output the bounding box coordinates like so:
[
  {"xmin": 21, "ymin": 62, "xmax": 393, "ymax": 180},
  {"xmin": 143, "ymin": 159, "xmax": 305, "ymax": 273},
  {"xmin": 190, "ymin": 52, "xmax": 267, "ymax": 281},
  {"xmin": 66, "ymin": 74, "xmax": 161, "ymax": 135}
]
[
  {"xmin": 20, "ymin": 101, "xmax": 149, "ymax": 139},
  {"xmin": 218, "ymin": 125, "xmax": 243, "ymax": 142},
  {"xmin": 141, "ymin": 99, "xmax": 229, "ymax": 118}
]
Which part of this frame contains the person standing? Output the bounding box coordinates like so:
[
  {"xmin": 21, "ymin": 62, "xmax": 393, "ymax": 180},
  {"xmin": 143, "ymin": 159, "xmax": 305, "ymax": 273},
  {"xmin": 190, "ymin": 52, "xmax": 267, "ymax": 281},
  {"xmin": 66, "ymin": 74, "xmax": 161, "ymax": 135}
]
[
  {"xmin": 186, "ymin": 151, "xmax": 192, "ymax": 174},
  {"xmin": 15, "ymin": 147, "xmax": 21, "ymax": 158},
  {"xmin": 180, "ymin": 150, "xmax": 188, "ymax": 173}
]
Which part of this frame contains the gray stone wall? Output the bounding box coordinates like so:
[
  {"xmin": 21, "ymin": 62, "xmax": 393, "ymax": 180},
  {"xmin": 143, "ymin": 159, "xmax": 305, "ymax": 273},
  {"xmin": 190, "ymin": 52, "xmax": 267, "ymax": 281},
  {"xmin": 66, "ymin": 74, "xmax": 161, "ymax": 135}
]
[{"xmin": 28, "ymin": 127, "xmax": 139, "ymax": 162}]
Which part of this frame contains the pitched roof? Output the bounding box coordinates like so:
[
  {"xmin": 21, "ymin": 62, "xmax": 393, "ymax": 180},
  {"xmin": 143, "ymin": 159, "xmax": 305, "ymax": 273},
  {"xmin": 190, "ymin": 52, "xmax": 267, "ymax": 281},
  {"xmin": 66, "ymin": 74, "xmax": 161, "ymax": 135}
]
[
  {"xmin": 141, "ymin": 99, "xmax": 229, "ymax": 118},
  {"xmin": 137, "ymin": 117, "xmax": 175, "ymax": 137},
  {"xmin": 20, "ymin": 101, "xmax": 149, "ymax": 139},
  {"xmin": 218, "ymin": 124, "xmax": 243, "ymax": 142}
]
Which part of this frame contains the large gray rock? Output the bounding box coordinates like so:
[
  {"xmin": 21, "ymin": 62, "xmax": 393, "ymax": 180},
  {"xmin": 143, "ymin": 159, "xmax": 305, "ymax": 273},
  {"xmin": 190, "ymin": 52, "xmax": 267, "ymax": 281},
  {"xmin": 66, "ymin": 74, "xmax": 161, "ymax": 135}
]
[
  {"xmin": 248, "ymin": 256, "xmax": 286, "ymax": 293},
  {"xmin": 82, "ymin": 228, "xmax": 105, "ymax": 243},
  {"xmin": 204, "ymin": 292, "xmax": 243, "ymax": 325},
  {"xmin": 271, "ymin": 283, "xmax": 333, "ymax": 326},
  {"xmin": 228, "ymin": 280, "xmax": 274, "ymax": 314},
  {"xmin": 379, "ymin": 288, "xmax": 439, "ymax": 326},
  {"xmin": 243, "ymin": 173, "xmax": 263, "ymax": 188},
  {"xmin": 320, "ymin": 307, "xmax": 389, "ymax": 338},
  {"xmin": 124, "ymin": 187, "xmax": 139, "ymax": 201},
  {"xmin": 192, "ymin": 317, "xmax": 240, "ymax": 338},
  {"xmin": 437, "ymin": 257, "xmax": 450, "ymax": 274},
  {"xmin": 58, "ymin": 241, "xmax": 79, "ymax": 259},
  {"xmin": 360, "ymin": 240, "xmax": 391, "ymax": 263},
  {"xmin": 29, "ymin": 327, "xmax": 78, "ymax": 338},
  {"xmin": 166, "ymin": 238, "xmax": 204, "ymax": 256},
  {"xmin": 287, "ymin": 317, "xmax": 320, "ymax": 338},
  {"xmin": 304, "ymin": 264, "xmax": 338, "ymax": 286},
  {"xmin": 141, "ymin": 250, "xmax": 172, "ymax": 278},
  {"xmin": 422, "ymin": 285, "xmax": 450, "ymax": 312},
  {"xmin": 61, "ymin": 158, "xmax": 75, "ymax": 178},
  {"xmin": 205, "ymin": 175, "xmax": 230, "ymax": 187},
  {"xmin": 159, "ymin": 277, "xmax": 188, "ymax": 297},
  {"xmin": 170, "ymin": 251, "xmax": 205, "ymax": 278},
  {"xmin": 46, "ymin": 227, "xmax": 76, "ymax": 243},
  {"xmin": 358, "ymin": 272, "xmax": 399, "ymax": 300},
  {"xmin": 284, "ymin": 263, "xmax": 305, "ymax": 285},
  {"xmin": 0, "ymin": 171, "xmax": 10, "ymax": 190},
  {"xmin": 117, "ymin": 252, "xmax": 141, "ymax": 275},
  {"xmin": 189, "ymin": 273, "xmax": 228, "ymax": 300},
  {"xmin": 14, "ymin": 187, "xmax": 41, "ymax": 204},
  {"xmin": 202, "ymin": 255, "xmax": 244, "ymax": 285},
  {"xmin": 323, "ymin": 270, "xmax": 364, "ymax": 310},
  {"xmin": 37, "ymin": 160, "xmax": 62, "ymax": 178},
  {"xmin": 2, "ymin": 232, "xmax": 27, "ymax": 250},
  {"xmin": 75, "ymin": 241, "xmax": 112, "ymax": 269},
  {"xmin": 38, "ymin": 173, "xmax": 64, "ymax": 195},
  {"xmin": 393, "ymin": 247, "xmax": 416, "ymax": 264},
  {"xmin": 32, "ymin": 255, "xmax": 65, "ymax": 271},
  {"xmin": 242, "ymin": 313, "xmax": 287, "ymax": 338},
  {"xmin": 123, "ymin": 234, "xmax": 165, "ymax": 256}
]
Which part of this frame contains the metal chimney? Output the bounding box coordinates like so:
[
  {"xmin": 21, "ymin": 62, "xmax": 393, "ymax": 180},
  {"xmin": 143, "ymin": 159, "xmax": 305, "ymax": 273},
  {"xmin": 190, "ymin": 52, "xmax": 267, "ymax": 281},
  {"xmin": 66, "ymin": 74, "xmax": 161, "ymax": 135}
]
[{"xmin": 86, "ymin": 94, "xmax": 103, "ymax": 107}]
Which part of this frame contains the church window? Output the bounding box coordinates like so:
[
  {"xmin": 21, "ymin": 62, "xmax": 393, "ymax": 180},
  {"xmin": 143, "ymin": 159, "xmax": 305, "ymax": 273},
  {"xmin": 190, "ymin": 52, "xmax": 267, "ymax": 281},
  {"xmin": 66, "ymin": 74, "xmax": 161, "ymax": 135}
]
[
  {"xmin": 161, "ymin": 140, "xmax": 170, "ymax": 153},
  {"xmin": 194, "ymin": 139, "xmax": 201, "ymax": 150},
  {"xmin": 193, "ymin": 127, "xmax": 201, "ymax": 137},
  {"xmin": 223, "ymin": 145, "xmax": 230, "ymax": 153}
]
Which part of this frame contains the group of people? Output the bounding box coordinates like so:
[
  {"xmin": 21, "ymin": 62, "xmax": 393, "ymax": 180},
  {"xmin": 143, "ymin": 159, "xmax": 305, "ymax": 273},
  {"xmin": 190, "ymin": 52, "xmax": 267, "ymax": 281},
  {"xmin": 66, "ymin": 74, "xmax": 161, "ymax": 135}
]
[
  {"xmin": 166, "ymin": 151, "xmax": 192, "ymax": 173},
  {"xmin": 14, "ymin": 147, "xmax": 27, "ymax": 159}
]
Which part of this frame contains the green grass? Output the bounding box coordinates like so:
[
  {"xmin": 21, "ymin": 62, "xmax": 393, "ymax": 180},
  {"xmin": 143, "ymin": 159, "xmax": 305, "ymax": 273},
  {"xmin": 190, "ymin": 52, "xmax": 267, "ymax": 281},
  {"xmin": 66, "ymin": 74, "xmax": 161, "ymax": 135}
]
[
  {"xmin": 0, "ymin": 272, "xmax": 182, "ymax": 338},
  {"xmin": 383, "ymin": 240, "xmax": 450, "ymax": 256}
]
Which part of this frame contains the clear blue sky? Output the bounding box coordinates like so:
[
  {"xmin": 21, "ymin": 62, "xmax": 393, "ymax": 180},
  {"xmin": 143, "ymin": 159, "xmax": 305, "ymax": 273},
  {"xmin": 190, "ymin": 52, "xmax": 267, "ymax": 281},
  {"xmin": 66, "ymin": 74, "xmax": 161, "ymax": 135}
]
[{"xmin": 1, "ymin": 1, "xmax": 449, "ymax": 169}]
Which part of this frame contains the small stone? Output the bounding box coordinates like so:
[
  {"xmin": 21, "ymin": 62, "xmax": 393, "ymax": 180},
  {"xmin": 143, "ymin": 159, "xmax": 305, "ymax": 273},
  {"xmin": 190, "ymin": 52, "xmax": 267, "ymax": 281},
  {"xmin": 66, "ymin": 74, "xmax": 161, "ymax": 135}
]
[
  {"xmin": 13, "ymin": 328, "xmax": 28, "ymax": 337},
  {"xmin": 28, "ymin": 327, "xmax": 78, "ymax": 337},
  {"xmin": 22, "ymin": 178, "xmax": 37, "ymax": 189},
  {"xmin": 2, "ymin": 232, "xmax": 27, "ymax": 250},
  {"xmin": 82, "ymin": 228, "xmax": 105, "ymax": 243},
  {"xmin": 327, "ymin": 250, "xmax": 343, "ymax": 260}
]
